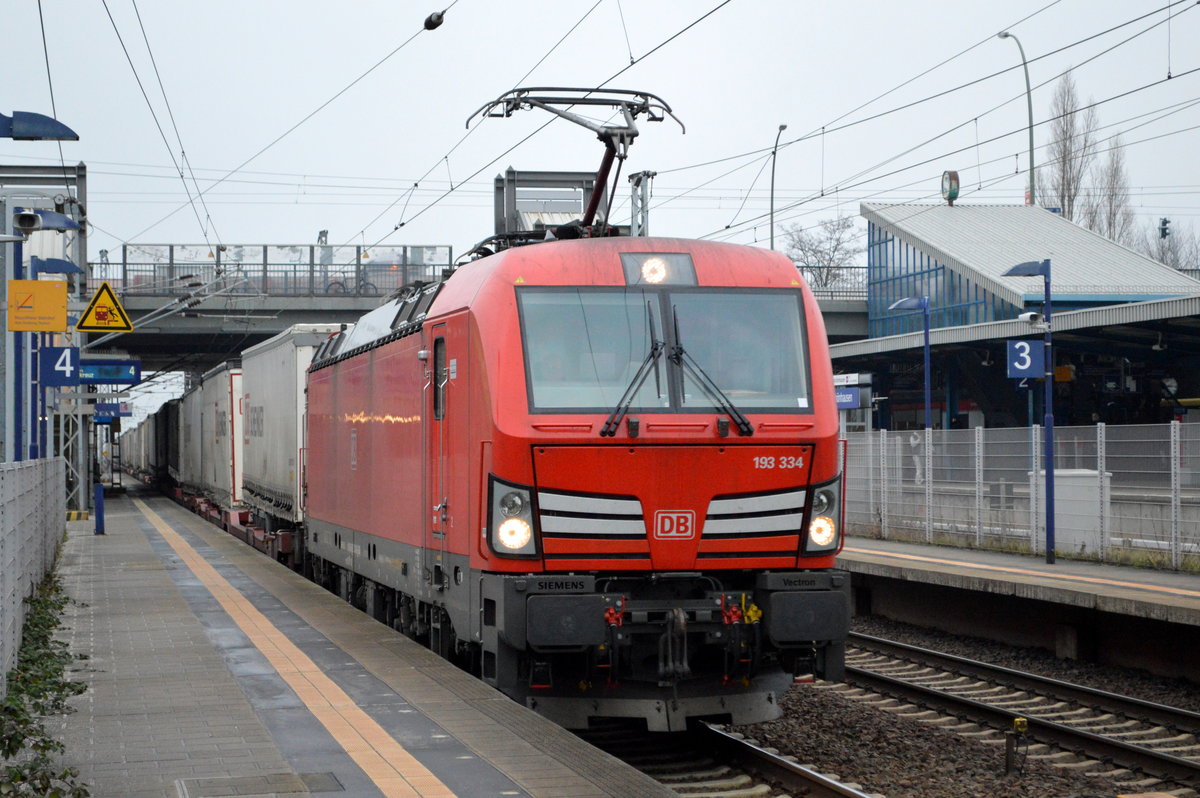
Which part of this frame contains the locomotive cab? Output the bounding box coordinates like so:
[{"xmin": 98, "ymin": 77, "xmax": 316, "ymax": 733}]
[{"xmin": 469, "ymin": 239, "xmax": 850, "ymax": 731}]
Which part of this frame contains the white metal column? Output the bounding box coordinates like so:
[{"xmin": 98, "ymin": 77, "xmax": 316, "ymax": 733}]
[
  {"xmin": 1170, "ymin": 420, "xmax": 1182, "ymax": 570},
  {"xmin": 974, "ymin": 425, "xmax": 984, "ymax": 547}
]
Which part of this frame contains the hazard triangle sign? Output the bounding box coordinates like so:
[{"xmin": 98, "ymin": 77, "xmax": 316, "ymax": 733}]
[{"xmin": 76, "ymin": 281, "xmax": 134, "ymax": 332}]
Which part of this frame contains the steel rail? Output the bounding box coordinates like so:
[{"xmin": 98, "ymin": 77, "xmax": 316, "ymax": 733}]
[
  {"xmin": 845, "ymin": 639, "xmax": 1200, "ymax": 787},
  {"xmin": 849, "ymin": 632, "xmax": 1200, "ymax": 731},
  {"xmin": 578, "ymin": 720, "xmax": 879, "ymax": 798},
  {"xmin": 698, "ymin": 722, "xmax": 880, "ymax": 798}
]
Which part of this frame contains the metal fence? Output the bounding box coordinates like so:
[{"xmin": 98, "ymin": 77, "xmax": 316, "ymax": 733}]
[
  {"xmin": 807, "ymin": 265, "xmax": 867, "ymax": 300},
  {"xmin": 0, "ymin": 459, "xmax": 66, "ymax": 700},
  {"xmin": 87, "ymin": 243, "xmax": 454, "ymax": 298},
  {"xmin": 844, "ymin": 422, "xmax": 1200, "ymax": 571}
]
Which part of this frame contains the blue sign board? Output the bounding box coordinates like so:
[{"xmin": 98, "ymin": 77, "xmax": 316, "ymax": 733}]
[
  {"xmin": 40, "ymin": 346, "xmax": 81, "ymax": 387},
  {"xmin": 835, "ymin": 387, "xmax": 864, "ymax": 410},
  {"xmin": 1006, "ymin": 340, "xmax": 1044, "ymax": 379},
  {"xmin": 79, "ymin": 359, "xmax": 141, "ymax": 385},
  {"xmin": 93, "ymin": 403, "xmax": 132, "ymax": 417}
]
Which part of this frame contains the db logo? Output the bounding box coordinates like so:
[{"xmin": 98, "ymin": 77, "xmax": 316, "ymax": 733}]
[{"xmin": 654, "ymin": 510, "xmax": 696, "ymax": 539}]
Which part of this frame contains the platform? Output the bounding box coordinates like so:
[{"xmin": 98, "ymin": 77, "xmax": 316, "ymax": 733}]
[
  {"xmin": 55, "ymin": 490, "xmax": 673, "ymax": 798},
  {"xmin": 839, "ymin": 536, "xmax": 1200, "ymax": 679}
]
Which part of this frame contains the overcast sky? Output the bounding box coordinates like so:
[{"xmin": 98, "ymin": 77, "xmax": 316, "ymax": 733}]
[{"xmin": 5, "ymin": 0, "xmax": 1198, "ymax": 267}]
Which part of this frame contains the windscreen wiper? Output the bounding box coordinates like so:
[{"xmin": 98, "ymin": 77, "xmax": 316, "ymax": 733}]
[
  {"xmin": 601, "ymin": 303, "xmax": 663, "ymax": 437},
  {"xmin": 669, "ymin": 307, "xmax": 754, "ymax": 436}
]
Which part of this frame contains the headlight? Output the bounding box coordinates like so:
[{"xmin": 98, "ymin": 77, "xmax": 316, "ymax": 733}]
[
  {"xmin": 489, "ymin": 476, "xmax": 538, "ymax": 557},
  {"xmin": 499, "ymin": 491, "xmax": 526, "ymax": 517},
  {"xmin": 809, "ymin": 516, "xmax": 837, "ymax": 547},
  {"xmin": 497, "ymin": 518, "xmax": 532, "ymax": 550},
  {"xmin": 804, "ymin": 477, "xmax": 841, "ymax": 554}
]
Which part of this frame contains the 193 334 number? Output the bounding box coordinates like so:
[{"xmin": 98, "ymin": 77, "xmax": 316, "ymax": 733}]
[{"xmin": 753, "ymin": 456, "xmax": 804, "ymax": 469}]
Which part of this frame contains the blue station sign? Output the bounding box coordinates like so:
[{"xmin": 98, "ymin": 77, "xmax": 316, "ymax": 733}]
[
  {"xmin": 1006, "ymin": 340, "xmax": 1044, "ymax": 379},
  {"xmin": 40, "ymin": 346, "xmax": 81, "ymax": 387},
  {"xmin": 835, "ymin": 387, "xmax": 867, "ymax": 409},
  {"xmin": 79, "ymin": 359, "xmax": 141, "ymax": 385}
]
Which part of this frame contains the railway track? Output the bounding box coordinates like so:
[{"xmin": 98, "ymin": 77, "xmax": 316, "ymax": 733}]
[
  {"xmin": 579, "ymin": 720, "xmax": 882, "ymax": 798},
  {"xmin": 836, "ymin": 631, "xmax": 1200, "ymax": 795}
]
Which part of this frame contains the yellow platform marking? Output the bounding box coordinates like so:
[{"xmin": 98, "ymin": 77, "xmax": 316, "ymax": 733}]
[
  {"xmin": 842, "ymin": 546, "xmax": 1200, "ymax": 600},
  {"xmin": 133, "ymin": 499, "xmax": 456, "ymax": 798}
]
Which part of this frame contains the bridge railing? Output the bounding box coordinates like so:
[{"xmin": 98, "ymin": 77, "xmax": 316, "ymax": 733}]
[
  {"xmin": 844, "ymin": 421, "xmax": 1200, "ymax": 571},
  {"xmin": 1, "ymin": 459, "xmax": 66, "ymax": 700},
  {"xmin": 87, "ymin": 244, "xmax": 454, "ymax": 298},
  {"xmin": 805, "ymin": 265, "xmax": 867, "ymax": 300}
]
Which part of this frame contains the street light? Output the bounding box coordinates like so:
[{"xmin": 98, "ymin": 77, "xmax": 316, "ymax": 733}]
[
  {"xmin": 1004, "ymin": 258, "xmax": 1055, "ymax": 564},
  {"xmin": 998, "ymin": 31, "xmax": 1035, "ymax": 206},
  {"xmin": 887, "ymin": 296, "xmax": 932, "ymax": 430},
  {"xmin": 770, "ymin": 123, "xmax": 787, "ymax": 250},
  {"xmin": 2, "ymin": 111, "xmax": 78, "ymax": 464}
]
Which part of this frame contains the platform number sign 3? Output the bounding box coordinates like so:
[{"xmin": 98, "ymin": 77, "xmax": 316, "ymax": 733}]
[
  {"xmin": 1006, "ymin": 340, "xmax": 1044, "ymax": 379},
  {"xmin": 40, "ymin": 346, "xmax": 81, "ymax": 387}
]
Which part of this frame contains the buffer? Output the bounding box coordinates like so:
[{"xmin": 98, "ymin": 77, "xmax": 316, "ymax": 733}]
[{"xmin": 76, "ymin": 281, "xmax": 134, "ymax": 332}]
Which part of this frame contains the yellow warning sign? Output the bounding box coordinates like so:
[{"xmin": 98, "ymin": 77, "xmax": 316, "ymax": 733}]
[
  {"xmin": 7, "ymin": 279, "xmax": 67, "ymax": 331},
  {"xmin": 76, "ymin": 281, "xmax": 134, "ymax": 332}
]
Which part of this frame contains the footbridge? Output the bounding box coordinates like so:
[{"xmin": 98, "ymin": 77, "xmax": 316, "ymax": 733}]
[{"xmin": 88, "ymin": 243, "xmax": 866, "ymax": 374}]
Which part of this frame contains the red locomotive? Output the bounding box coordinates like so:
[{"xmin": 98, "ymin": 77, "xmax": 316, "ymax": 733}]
[{"xmin": 304, "ymin": 233, "xmax": 848, "ymax": 731}]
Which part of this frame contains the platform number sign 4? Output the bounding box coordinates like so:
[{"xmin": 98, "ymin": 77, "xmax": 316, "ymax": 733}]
[
  {"xmin": 1006, "ymin": 339, "xmax": 1044, "ymax": 379},
  {"xmin": 40, "ymin": 346, "xmax": 81, "ymax": 387}
]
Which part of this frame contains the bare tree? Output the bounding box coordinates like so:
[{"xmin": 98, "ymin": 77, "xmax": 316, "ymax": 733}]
[
  {"xmin": 783, "ymin": 216, "xmax": 864, "ymax": 290},
  {"xmin": 1080, "ymin": 135, "xmax": 1136, "ymax": 245},
  {"xmin": 1136, "ymin": 220, "xmax": 1200, "ymax": 273},
  {"xmin": 1043, "ymin": 70, "xmax": 1099, "ymax": 220}
]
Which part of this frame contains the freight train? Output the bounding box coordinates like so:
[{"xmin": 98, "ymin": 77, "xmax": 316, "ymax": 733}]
[
  {"xmin": 122, "ymin": 87, "xmax": 849, "ymax": 732},
  {"xmin": 124, "ymin": 236, "xmax": 849, "ymax": 732}
]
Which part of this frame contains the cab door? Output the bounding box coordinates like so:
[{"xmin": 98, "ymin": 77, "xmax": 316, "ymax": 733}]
[{"xmin": 425, "ymin": 317, "xmax": 468, "ymax": 592}]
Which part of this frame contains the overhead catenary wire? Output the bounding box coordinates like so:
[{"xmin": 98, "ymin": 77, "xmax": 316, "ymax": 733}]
[
  {"xmin": 656, "ymin": 0, "xmax": 1194, "ymax": 181},
  {"xmin": 705, "ymin": 67, "xmax": 1200, "ymax": 243},
  {"xmin": 126, "ymin": 2, "xmax": 459, "ymax": 243},
  {"xmin": 34, "ymin": 0, "xmax": 73, "ymax": 203},
  {"xmin": 129, "ymin": 0, "xmax": 223, "ymax": 247},
  {"xmin": 358, "ymin": 0, "xmax": 736, "ymax": 251},
  {"xmin": 646, "ymin": 2, "xmax": 1197, "ymax": 239},
  {"xmin": 344, "ymin": 0, "xmax": 608, "ymax": 244},
  {"xmin": 18, "ymin": 1, "xmax": 1196, "ymax": 259},
  {"xmin": 61, "ymin": 90, "xmax": 1200, "ymax": 216},
  {"xmin": 100, "ymin": 0, "xmax": 219, "ymax": 252},
  {"xmin": 827, "ymin": 1, "xmax": 1193, "ymax": 196}
]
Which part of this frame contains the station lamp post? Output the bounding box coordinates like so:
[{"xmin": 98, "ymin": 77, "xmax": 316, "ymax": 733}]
[
  {"xmin": 770, "ymin": 123, "xmax": 787, "ymax": 250},
  {"xmin": 888, "ymin": 296, "xmax": 932, "ymax": 430},
  {"xmin": 1005, "ymin": 258, "xmax": 1055, "ymax": 564},
  {"xmin": 997, "ymin": 31, "xmax": 1036, "ymax": 206}
]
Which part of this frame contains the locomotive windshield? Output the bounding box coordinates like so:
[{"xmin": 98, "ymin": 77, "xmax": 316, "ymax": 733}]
[{"xmin": 518, "ymin": 287, "xmax": 811, "ymax": 413}]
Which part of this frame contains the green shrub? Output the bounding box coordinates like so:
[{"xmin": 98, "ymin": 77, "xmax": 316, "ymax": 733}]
[{"xmin": 0, "ymin": 570, "xmax": 89, "ymax": 797}]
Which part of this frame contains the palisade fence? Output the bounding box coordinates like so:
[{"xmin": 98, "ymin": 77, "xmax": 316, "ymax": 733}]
[
  {"xmin": 0, "ymin": 459, "xmax": 67, "ymax": 700},
  {"xmin": 844, "ymin": 422, "xmax": 1200, "ymax": 571}
]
